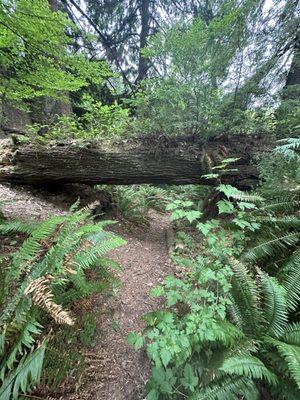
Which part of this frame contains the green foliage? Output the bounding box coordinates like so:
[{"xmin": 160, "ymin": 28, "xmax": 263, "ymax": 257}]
[
  {"xmin": 26, "ymin": 93, "xmax": 131, "ymax": 140},
  {"xmin": 100, "ymin": 185, "xmax": 170, "ymax": 225},
  {"xmin": 129, "ymin": 149, "xmax": 300, "ymax": 399},
  {"xmin": 79, "ymin": 94, "xmax": 130, "ymax": 138},
  {"xmin": 259, "ymin": 137, "xmax": 300, "ymax": 192},
  {"xmin": 0, "ymin": 342, "xmax": 47, "ymax": 400},
  {"xmin": 275, "ymin": 93, "xmax": 300, "ymax": 137},
  {"xmin": 0, "ymin": 207, "xmax": 124, "ymax": 399},
  {"xmin": 166, "ymin": 199, "xmax": 202, "ymax": 224},
  {"xmin": 244, "ymin": 140, "xmax": 300, "ymax": 268},
  {"xmin": 128, "ymin": 0, "xmax": 298, "ymax": 138},
  {"xmin": 0, "ymin": 0, "xmax": 111, "ymax": 106}
]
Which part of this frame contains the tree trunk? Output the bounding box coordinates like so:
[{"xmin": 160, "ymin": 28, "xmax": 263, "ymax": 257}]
[
  {"xmin": 283, "ymin": 32, "xmax": 300, "ymax": 99},
  {"xmin": 136, "ymin": 0, "xmax": 151, "ymax": 83},
  {"xmin": 0, "ymin": 134, "xmax": 272, "ymax": 187}
]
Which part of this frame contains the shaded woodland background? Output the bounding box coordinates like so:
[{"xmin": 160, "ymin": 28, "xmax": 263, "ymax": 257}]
[{"xmin": 0, "ymin": 1, "xmax": 300, "ymax": 400}]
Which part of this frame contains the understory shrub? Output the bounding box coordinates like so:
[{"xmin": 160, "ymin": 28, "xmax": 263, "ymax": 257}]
[
  {"xmin": 129, "ymin": 145, "xmax": 300, "ymax": 399},
  {"xmin": 27, "ymin": 94, "xmax": 131, "ymax": 141},
  {"xmin": 101, "ymin": 184, "xmax": 209, "ymax": 226}
]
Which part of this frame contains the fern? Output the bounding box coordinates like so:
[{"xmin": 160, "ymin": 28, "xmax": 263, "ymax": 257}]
[
  {"xmin": 189, "ymin": 376, "xmax": 259, "ymax": 400},
  {"xmin": 282, "ymin": 323, "xmax": 300, "ymax": 346},
  {"xmin": 268, "ymin": 339, "xmax": 300, "ymax": 389},
  {"xmin": 73, "ymin": 234, "xmax": 124, "ymax": 271},
  {"xmin": 0, "ymin": 221, "xmax": 37, "ymax": 235},
  {"xmin": 0, "ymin": 342, "xmax": 46, "ymax": 400},
  {"xmin": 275, "ymin": 138, "xmax": 300, "ymax": 160},
  {"xmin": 5, "ymin": 319, "xmax": 43, "ymax": 369},
  {"xmin": 281, "ymin": 259, "xmax": 300, "ymax": 311},
  {"xmin": 219, "ymin": 355, "xmax": 278, "ymax": 385},
  {"xmin": 259, "ymin": 273, "xmax": 288, "ymax": 337},
  {"xmin": 0, "ymin": 207, "xmax": 124, "ymax": 399},
  {"xmin": 229, "ymin": 261, "xmax": 262, "ymax": 336},
  {"xmin": 24, "ymin": 276, "xmax": 74, "ymax": 325},
  {"xmin": 243, "ymin": 231, "xmax": 300, "ymax": 264},
  {"xmin": 6, "ymin": 216, "xmax": 64, "ymax": 284}
]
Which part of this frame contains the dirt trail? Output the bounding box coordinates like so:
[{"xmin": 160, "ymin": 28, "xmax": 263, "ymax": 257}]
[
  {"xmin": 72, "ymin": 212, "xmax": 172, "ymax": 400},
  {"xmin": 0, "ymin": 183, "xmax": 172, "ymax": 400}
]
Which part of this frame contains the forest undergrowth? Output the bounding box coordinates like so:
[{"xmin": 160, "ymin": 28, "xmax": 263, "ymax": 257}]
[{"xmin": 1, "ymin": 0, "xmax": 300, "ymax": 399}]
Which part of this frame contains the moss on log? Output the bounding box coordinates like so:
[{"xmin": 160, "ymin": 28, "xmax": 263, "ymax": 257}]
[{"xmin": 0, "ymin": 134, "xmax": 273, "ymax": 187}]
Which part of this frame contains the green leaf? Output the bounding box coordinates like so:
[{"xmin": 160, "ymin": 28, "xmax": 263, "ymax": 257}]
[
  {"xmin": 181, "ymin": 363, "xmax": 198, "ymax": 391},
  {"xmin": 147, "ymin": 388, "xmax": 159, "ymax": 400},
  {"xmin": 282, "ymin": 323, "xmax": 300, "ymax": 346},
  {"xmin": 127, "ymin": 332, "xmax": 144, "ymax": 350},
  {"xmin": 170, "ymin": 210, "xmax": 186, "ymax": 221},
  {"xmin": 221, "ymin": 157, "xmax": 240, "ymax": 164},
  {"xmin": 152, "ymin": 367, "xmax": 165, "ymax": 385},
  {"xmin": 185, "ymin": 211, "xmax": 202, "ymax": 223},
  {"xmin": 201, "ymin": 173, "xmax": 219, "ymax": 179},
  {"xmin": 217, "ymin": 184, "xmax": 239, "ymax": 199},
  {"xmin": 150, "ymin": 286, "xmax": 165, "ymax": 297},
  {"xmin": 219, "ymin": 355, "xmax": 278, "ymax": 385},
  {"xmin": 161, "ymin": 349, "xmax": 171, "ymax": 368},
  {"xmin": 217, "ymin": 200, "xmax": 234, "ymax": 214},
  {"xmin": 269, "ymin": 339, "xmax": 300, "ymax": 388}
]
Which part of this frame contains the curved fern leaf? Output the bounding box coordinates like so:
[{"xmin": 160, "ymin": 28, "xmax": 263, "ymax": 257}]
[
  {"xmin": 269, "ymin": 338, "xmax": 300, "ymax": 389},
  {"xmin": 282, "ymin": 323, "xmax": 300, "ymax": 346},
  {"xmin": 219, "ymin": 355, "xmax": 278, "ymax": 385},
  {"xmin": 0, "ymin": 342, "xmax": 46, "ymax": 399},
  {"xmin": 230, "ymin": 262, "xmax": 262, "ymax": 336},
  {"xmin": 282, "ymin": 260, "xmax": 300, "ymax": 311},
  {"xmin": 260, "ymin": 273, "xmax": 288, "ymax": 337},
  {"xmin": 188, "ymin": 376, "xmax": 259, "ymax": 400},
  {"xmin": 244, "ymin": 232, "xmax": 300, "ymax": 264},
  {"xmin": 6, "ymin": 319, "xmax": 42, "ymax": 369},
  {"xmin": 0, "ymin": 221, "xmax": 36, "ymax": 235}
]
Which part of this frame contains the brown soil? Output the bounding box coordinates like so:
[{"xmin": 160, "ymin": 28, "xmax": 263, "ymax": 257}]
[
  {"xmin": 0, "ymin": 183, "xmax": 172, "ymax": 400},
  {"xmin": 67, "ymin": 211, "xmax": 172, "ymax": 400}
]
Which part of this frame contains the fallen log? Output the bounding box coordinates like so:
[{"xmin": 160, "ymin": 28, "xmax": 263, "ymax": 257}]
[{"xmin": 0, "ymin": 134, "xmax": 273, "ymax": 187}]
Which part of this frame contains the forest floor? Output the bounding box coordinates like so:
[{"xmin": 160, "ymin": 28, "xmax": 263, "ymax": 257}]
[{"xmin": 0, "ymin": 183, "xmax": 172, "ymax": 400}]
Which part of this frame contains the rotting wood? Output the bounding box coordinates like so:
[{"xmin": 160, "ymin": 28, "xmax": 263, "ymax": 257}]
[{"xmin": 0, "ymin": 134, "xmax": 273, "ymax": 187}]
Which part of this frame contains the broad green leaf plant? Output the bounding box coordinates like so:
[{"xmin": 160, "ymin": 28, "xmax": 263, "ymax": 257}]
[
  {"xmin": 0, "ymin": 0, "xmax": 111, "ymax": 105},
  {"xmin": 129, "ymin": 156, "xmax": 300, "ymax": 399}
]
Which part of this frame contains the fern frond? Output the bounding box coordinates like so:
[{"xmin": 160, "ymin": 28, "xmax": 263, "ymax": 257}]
[
  {"xmin": 243, "ymin": 232, "xmax": 300, "ymax": 264},
  {"xmin": 0, "ymin": 221, "xmax": 37, "ymax": 235},
  {"xmin": 24, "ymin": 276, "xmax": 74, "ymax": 325},
  {"xmin": 255, "ymin": 216, "xmax": 300, "ymax": 229},
  {"xmin": 257, "ymin": 200, "xmax": 298, "ymax": 214},
  {"xmin": 189, "ymin": 376, "xmax": 259, "ymax": 400},
  {"xmin": 229, "ymin": 261, "xmax": 262, "ymax": 336},
  {"xmin": 6, "ymin": 319, "xmax": 42, "ymax": 369},
  {"xmin": 277, "ymin": 250, "xmax": 300, "ymax": 277},
  {"xmin": 268, "ymin": 338, "xmax": 300, "ymax": 389},
  {"xmin": 7, "ymin": 216, "xmax": 64, "ymax": 284},
  {"xmin": 0, "ymin": 342, "xmax": 46, "ymax": 399},
  {"xmin": 219, "ymin": 355, "xmax": 278, "ymax": 385},
  {"xmin": 259, "ymin": 273, "xmax": 288, "ymax": 337},
  {"xmin": 275, "ymin": 138, "xmax": 300, "ymax": 159},
  {"xmin": 281, "ymin": 258, "xmax": 300, "ymax": 311},
  {"xmin": 76, "ymin": 220, "xmax": 116, "ymax": 236},
  {"xmin": 73, "ymin": 234, "xmax": 125, "ymax": 271},
  {"xmin": 0, "ymin": 207, "xmax": 124, "ymax": 399},
  {"xmin": 232, "ymin": 192, "xmax": 264, "ymax": 203},
  {"xmin": 282, "ymin": 323, "xmax": 300, "ymax": 346}
]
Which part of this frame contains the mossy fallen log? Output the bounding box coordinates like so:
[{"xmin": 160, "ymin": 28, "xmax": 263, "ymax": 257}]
[{"xmin": 0, "ymin": 134, "xmax": 273, "ymax": 187}]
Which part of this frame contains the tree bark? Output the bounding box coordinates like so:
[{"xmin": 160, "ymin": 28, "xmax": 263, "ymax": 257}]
[
  {"xmin": 283, "ymin": 32, "xmax": 300, "ymax": 99},
  {"xmin": 0, "ymin": 134, "xmax": 273, "ymax": 187},
  {"xmin": 136, "ymin": 0, "xmax": 151, "ymax": 83}
]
